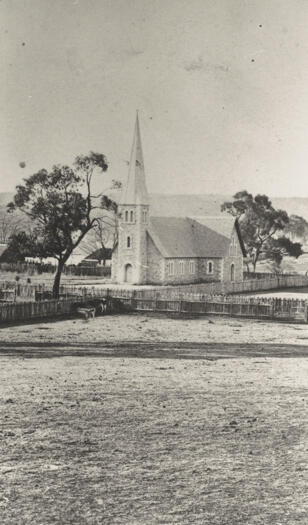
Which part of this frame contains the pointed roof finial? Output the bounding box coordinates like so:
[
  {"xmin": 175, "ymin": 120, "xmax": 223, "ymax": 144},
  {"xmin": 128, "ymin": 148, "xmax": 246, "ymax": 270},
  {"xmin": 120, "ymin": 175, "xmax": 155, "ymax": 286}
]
[{"xmin": 120, "ymin": 113, "xmax": 149, "ymax": 205}]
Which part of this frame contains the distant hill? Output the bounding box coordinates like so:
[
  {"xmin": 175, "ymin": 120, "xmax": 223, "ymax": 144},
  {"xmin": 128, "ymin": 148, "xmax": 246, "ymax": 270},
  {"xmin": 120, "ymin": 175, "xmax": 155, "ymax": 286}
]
[
  {"xmin": 150, "ymin": 194, "xmax": 308, "ymax": 222},
  {"xmin": 0, "ymin": 193, "xmax": 13, "ymax": 206},
  {"xmin": 272, "ymin": 198, "xmax": 308, "ymax": 222},
  {"xmin": 0, "ymin": 192, "xmax": 307, "ymax": 221}
]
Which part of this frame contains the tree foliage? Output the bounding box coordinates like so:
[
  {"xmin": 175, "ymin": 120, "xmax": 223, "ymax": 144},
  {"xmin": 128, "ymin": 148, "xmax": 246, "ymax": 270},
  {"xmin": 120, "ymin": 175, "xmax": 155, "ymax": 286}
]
[
  {"xmin": 0, "ymin": 207, "xmax": 29, "ymax": 244},
  {"xmin": 0, "ymin": 231, "xmax": 38, "ymax": 262},
  {"xmin": 7, "ymin": 152, "xmax": 116, "ymax": 296},
  {"xmin": 221, "ymin": 191, "xmax": 303, "ymax": 271},
  {"xmin": 283, "ymin": 214, "xmax": 308, "ymax": 242},
  {"xmin": 263, "ymin": 236, "xmax": 303, "ymax": 265}
]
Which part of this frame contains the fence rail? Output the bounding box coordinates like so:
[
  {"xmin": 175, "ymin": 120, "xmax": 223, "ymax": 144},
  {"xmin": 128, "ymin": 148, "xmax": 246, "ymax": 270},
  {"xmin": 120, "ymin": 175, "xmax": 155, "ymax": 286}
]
[
  {"xmin": 0, "ymin": 262, "xmax": 111, "ymax": 277},
  {"xmin": 0, "ymin": 294, "xmax": 119, "ymax": 324},
  {"xmin": 243, "ymin": 271, "xmax": 298, "ymax": 280},
  {"xmin": 0, "ymin": 292, "xmax": 307, "ymax": 325},
  {"xmin": 1, "ymin": 273, "xmax": 308, "ymax": 302},
  {"xmin": 0, "ymin": 273, "xmax": 308, "ymax": 324},
  {"xmin": 126, "ymin": 295, "xmax": 308, "ymax": 322},
  {"xmin": 0, "ymin": 298, "xmax": 79, "ymax": 324}
]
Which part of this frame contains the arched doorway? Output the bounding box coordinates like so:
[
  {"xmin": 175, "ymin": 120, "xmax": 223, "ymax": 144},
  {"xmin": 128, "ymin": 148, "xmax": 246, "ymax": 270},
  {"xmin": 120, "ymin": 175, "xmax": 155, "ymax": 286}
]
[
  {"xmin": 124, "ymin": 264, "xmax": 133, "ymax": 283},
  {"xmin": 230, "ymin": 263, "xmax": 235, "ymax": 282}
]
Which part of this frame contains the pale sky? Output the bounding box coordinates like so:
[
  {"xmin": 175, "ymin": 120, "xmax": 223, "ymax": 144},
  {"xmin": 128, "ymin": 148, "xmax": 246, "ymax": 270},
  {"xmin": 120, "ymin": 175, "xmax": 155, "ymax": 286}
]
[{"xmin": 1, "ymin": 0, "xmax": 308, "ymax": 197}]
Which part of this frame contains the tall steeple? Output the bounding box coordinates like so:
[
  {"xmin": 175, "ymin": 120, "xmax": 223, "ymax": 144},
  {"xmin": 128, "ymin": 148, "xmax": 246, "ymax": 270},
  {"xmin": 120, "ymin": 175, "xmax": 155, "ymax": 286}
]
[
  {"xmin": 113, "ymin": 112, "xmax": 150, "ymax": 285},
  {"xmin": 120, "ymin": 112, "xmax": 149, "ymax": 205}
]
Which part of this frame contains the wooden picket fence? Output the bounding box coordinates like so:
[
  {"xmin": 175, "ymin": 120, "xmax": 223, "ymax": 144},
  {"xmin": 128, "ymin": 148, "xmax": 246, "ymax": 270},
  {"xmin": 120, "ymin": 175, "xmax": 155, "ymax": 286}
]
[
  {"xmin": 123, "ymin": 295, "xmax": 308, "ymax": 322},
  {"xmin": 0, "ymin": 281, "xmax": 36, "ymax": 301},
  {"xmin": 0, "ymin": 295, "xmax": 117, "ymax": 324},
  {"xmin": 0, "ymin": 291, "xmax": 307, "ymax": 324},
  {"xmin": 1, "ymin": 273, "xmax": 308, "ymax": 302},
  {"xmin": 0, "ymin": 298, "xmax": 78, "ymax": 324},
  {"xmin": 59, "ymin": 274, "xmax": 308, "ymax": 299},
  {"xmin": 0, "ymin": 273, "xmax": 308, "ymax": 324}
]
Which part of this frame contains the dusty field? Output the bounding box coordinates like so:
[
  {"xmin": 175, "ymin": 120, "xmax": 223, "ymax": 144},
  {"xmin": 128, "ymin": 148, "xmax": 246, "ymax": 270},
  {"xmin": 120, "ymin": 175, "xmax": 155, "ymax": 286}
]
[
  {"xmin": 0, "ymin": 314, "xmax": 308, "ymax": 525},
  {"xmin": 0, "ymin": 312, "xmax": 308, "ymax": 348}
]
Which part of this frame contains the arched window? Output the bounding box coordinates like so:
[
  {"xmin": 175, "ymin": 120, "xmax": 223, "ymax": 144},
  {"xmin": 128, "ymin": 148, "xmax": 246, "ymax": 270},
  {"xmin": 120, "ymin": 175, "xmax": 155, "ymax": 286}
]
[
  {"xmin": 125, "ymin": 210, "xmax": 129, "ymax": 222},
  {"xmin": 230, "ymin": 263, "xmax": 235, "ymax": 281},
  {"xmin": 229, "ymin": 234, "xmax": 237, "ymax": 255},
  {"xmin": 130, "ymin": 210, "xmax": 134, "ymax": 222},
  {"xmin": 207, "ymin": 260, "xmax": 213, "ymax": 274},
  {"xmin": 167, "ymin": 260, "xmax": 174, "ymax": 276},
  {"xmin": 189, "ymin": 260, "xmax": 195, "ymax": 274},
  {"xmin": 142, "ymin": 209, "xmax": 147, "ymax": 223},
  {"xmin": 127, "ymin": 236, "xmax": 131, "ymax": 248}
]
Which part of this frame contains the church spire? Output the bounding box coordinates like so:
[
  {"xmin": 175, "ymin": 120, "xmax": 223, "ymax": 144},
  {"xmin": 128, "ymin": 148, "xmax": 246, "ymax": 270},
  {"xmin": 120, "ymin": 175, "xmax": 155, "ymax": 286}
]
[{"xmin": 120, "ymin": 112, "xmax": 149, "ymax": 205}]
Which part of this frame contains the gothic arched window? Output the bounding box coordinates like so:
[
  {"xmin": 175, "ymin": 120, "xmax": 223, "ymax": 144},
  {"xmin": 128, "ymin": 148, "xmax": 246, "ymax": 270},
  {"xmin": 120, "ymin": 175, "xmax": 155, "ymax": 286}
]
[
  {"xmin": 207, "ymin": 260, "xmax": 213, "ymax": 274},
  {"xmin": 125, "ymin": 210, "xmax": 129, "ymax": 222},
  {"xmin": 127, "ymin": 236, "xmax": 131, "ymax": 248},
  {"xmin": 130, "ymin": 210, "xmax": 134, "ymax": 222}
]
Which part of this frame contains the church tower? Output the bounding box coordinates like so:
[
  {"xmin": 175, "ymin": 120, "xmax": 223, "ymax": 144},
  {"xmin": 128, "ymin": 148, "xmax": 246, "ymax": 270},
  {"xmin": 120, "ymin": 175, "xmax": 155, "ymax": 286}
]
[{"xmin": 114, "ymin": 113, "xmax": 150, "ymax": 284}]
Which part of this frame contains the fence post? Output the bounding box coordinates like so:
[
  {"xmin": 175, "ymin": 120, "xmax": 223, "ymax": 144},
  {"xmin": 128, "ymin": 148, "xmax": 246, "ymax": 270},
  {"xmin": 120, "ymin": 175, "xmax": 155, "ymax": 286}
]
[
  {"xmin": 155, "ymin": 290, "xmax": 159, "ymax": 311},
  {"xmin": 131, "ymin": 290, "xmax": 137, "ymax": 310}
]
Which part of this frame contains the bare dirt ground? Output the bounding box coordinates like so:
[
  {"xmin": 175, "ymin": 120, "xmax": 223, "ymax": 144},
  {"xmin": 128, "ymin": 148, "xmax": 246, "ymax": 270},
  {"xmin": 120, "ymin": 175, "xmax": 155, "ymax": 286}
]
[
  {"xmin": 1, "ymin": 314, "xmax": 308, "ymax": 525},
  {"xmin": 0, "ymin": 312, "xmax": 308, "ymax": 348}
]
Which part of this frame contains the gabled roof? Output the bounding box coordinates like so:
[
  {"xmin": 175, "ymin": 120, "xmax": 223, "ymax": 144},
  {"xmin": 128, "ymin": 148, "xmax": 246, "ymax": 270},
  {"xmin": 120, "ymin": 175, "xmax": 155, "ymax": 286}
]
[
  {"xmin": 84, "ymin": 247, "xmax": 112, "ymax": 261},
  {"xmin": 0, "ymin": 244, "xmax": 7, "ymax": 257},
  {"xmin": 119, "ymin": 113, "xmax": 149, "ymax": 206},
  {"xmin": 148, "ymin": 216, "xmax": 241, "ymax": 258},
  {"xmin": 189, "ymin": 216, "xmax": 235, "ymax": 238}
]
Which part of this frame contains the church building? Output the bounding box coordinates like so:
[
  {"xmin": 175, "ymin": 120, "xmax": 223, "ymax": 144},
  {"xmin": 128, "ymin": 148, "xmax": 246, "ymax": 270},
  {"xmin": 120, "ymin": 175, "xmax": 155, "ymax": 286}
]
[{"xmin": 112, "ymin": 115, "xmax": 245, "ymax": 285}]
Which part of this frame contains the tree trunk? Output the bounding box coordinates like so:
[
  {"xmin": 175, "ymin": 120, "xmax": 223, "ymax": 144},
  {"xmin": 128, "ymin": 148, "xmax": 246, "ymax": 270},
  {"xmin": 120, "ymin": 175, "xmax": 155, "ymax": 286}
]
[
  {"xmin": 53, "ymin": 260, "xmax": 65, "ymax": 298},
  {"xmin": 252, "ymin": 247, "xmax": 261, "ymax": 273}
]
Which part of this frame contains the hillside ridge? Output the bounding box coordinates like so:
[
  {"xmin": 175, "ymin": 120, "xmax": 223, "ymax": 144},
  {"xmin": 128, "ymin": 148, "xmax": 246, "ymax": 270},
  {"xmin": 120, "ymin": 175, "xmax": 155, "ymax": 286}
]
[{"xmin": 1, "ymin": 192, "xmax": 307, "ymax": 220}]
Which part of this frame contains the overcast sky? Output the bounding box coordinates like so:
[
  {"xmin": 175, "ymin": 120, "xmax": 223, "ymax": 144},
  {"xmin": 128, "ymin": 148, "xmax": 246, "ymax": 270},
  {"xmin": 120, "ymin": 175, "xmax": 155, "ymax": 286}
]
[{"xmin": 1, "ymin": 0, "xmax": 308, "ymax": 197}]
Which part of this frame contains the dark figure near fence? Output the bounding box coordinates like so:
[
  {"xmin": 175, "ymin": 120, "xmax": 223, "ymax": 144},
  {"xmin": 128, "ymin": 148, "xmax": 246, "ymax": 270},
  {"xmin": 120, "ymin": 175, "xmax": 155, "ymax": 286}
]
[
  {"xmin": 73, "ymin": 298, "xmax": 109, "ymax": 319},
  {"xmin": 76, "ymin": 307, "xmax": 96, "ymax": 321}
]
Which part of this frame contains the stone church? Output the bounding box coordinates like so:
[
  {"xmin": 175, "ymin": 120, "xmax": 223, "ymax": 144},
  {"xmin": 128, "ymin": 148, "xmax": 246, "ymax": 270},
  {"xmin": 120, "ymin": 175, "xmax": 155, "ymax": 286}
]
[{"xmin": 112, "ymin": 115, "xmax": 245, "ymax": 285}]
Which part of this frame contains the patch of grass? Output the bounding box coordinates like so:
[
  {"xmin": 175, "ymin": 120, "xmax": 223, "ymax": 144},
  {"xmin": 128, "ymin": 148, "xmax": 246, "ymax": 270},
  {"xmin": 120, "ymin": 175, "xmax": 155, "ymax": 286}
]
[{"xmin": 0, "ymin": 354, "xmax": 307, "ymax": 524}]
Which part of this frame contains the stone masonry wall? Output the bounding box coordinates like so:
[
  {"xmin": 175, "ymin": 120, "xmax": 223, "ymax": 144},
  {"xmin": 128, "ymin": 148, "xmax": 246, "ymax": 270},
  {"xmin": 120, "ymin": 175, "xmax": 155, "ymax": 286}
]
[
  {"xmin": 115, "ymin": 204, "xmax": 149, "ymax": 284},
  {"xmin": 197, "ymin": 258, "xmax": 222, "ymax": 282},
  {"xmin": 146, "ymin": 235, "xmax": 165, "ymax": 284},
  {"xmin": 221, "ymin": 228, "xmax": 244, "ymax": 282},
  {"xmin": 222, "ymin": 254, "xmax": 243, "ymax": 282},
  {"xmin": 163, "ymin": 258, "xmax": 201, "ymax": 285}
]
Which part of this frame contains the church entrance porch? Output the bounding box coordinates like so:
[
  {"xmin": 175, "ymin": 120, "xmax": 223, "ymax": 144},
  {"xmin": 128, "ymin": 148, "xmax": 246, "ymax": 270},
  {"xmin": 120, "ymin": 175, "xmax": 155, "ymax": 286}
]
[{"xmin": 124, "ymin": 264, "xmax": 133, "ymax": 283}]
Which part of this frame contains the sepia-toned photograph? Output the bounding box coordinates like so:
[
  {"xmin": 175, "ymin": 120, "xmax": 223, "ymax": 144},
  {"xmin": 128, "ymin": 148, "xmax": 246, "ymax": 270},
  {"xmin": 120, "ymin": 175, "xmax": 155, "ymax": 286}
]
[{"xmin": 0, "ymin": 1, "xmax": 307, "ymax": 523}]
